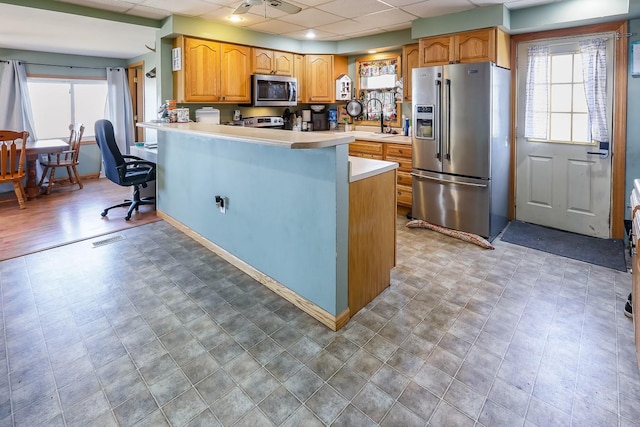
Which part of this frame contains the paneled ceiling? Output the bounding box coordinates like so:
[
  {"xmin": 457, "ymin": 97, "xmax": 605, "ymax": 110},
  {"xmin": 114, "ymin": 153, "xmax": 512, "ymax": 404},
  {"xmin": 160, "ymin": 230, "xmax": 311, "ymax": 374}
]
[{"xmin": 0, "ymin": 0, "xmax": 566, "ymax": 58}]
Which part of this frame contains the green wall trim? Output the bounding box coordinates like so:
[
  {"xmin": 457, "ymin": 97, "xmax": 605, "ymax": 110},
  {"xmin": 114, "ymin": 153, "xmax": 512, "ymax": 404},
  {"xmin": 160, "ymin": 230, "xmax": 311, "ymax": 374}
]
[
  {"xmin": 510, "ymin": 0, "xmax": 630, "ymax": 33},
  {"xmin": 411, "ymin": 4, "xmax": 508, "ymax": 39},
  {"xmin": 0, "ymin": 0, "xmax": 162, "ymax": 28}
]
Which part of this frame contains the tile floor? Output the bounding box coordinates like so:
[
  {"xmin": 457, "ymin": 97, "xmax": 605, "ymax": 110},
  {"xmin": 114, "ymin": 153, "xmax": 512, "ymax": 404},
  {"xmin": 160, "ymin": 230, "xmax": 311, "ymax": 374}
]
[{"xmin": 0, "ymin": 218, "xmax": 639, "ymax": 427}]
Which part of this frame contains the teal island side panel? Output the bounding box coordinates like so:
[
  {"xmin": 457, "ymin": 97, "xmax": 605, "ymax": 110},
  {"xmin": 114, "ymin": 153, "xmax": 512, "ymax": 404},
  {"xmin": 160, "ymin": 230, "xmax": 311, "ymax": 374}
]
[{"xmin": 157, "ymin": 131, "xmax": 349, "ymax": 316}]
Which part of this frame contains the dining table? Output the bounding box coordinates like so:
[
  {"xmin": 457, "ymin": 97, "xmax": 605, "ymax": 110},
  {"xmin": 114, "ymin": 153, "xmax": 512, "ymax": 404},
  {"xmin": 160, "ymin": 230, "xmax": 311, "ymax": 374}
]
[{"xmin": 19, "ymin": 138, "xmax": 69, "ymax": 199}]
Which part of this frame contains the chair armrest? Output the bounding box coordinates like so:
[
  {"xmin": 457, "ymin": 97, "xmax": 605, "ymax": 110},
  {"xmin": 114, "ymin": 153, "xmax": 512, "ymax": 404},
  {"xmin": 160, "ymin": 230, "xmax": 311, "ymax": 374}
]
[
  {"xmin": 123, "ymin": 154, "xmax": 144, "ymax": 161},
  {"xmin": 124, "ymin": 159, "xmax": 155, "ymax": 169}
]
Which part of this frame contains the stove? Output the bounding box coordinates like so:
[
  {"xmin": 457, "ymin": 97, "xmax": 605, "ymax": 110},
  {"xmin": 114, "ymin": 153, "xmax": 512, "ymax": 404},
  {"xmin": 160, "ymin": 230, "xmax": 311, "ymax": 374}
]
[{"xmin": 242, "ymin": 116, "xmax": 284, "ymax": 128}]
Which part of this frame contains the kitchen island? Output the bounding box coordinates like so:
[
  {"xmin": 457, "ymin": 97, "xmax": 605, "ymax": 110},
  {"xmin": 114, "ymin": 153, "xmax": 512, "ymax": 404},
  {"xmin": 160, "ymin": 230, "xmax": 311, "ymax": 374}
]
[{"xmin": 139, "ymin": 122, "xmax": 397, "ymax": 330}]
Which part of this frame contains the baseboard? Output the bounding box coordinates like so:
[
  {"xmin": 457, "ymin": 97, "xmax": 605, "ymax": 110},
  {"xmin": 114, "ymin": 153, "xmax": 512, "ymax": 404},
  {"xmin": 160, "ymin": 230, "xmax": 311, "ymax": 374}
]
[{"xmin": 157, "ymin": 210, "xmax": 350, "ymax": 331}]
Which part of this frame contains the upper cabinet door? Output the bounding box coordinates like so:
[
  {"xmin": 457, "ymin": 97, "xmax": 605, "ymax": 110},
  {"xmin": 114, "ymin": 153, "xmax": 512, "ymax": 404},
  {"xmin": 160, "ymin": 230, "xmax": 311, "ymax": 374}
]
[
  {"xmin": 305, "ymin": 55, "xmax": 333, "ymax": 102},
  {"xmin": 455, "ymin": 28, "xmax": 494, "ymax": 64},
  {"xmin": 402, "ymin": 44, "xmax": 419, "ymax": 102},
  {"xmin": 419, "ymin": 36, "xmax": 453, "ymax": 66},
  {"xmin": 251, "ymin": 48, "xmax": 294, "ymax": 76},
  {"xmin": 252, "ymin": 48, "xmax": 274, "ymax": 75},
  {"xmin": 220, "ymin": 43, "xmax": 251, "ymax": 103},
  {"xmin": 418, "ymin": 28, "xmax": 510, "ymax": 69},
  {"xmin": 182, "ymin": 37, "xmax": 220, "ymax": 102},
  {"xmin": 293, "ymin": 54, "xmax": 305, "ymax": 102},
  {"xmin": 273, "ymin": 51, "xmax": 294, "ymax": 76}
]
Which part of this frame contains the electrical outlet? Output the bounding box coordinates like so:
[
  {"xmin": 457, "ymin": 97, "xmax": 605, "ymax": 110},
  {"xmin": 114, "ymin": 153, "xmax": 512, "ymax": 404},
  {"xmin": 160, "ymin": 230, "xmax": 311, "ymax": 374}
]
[{"xmin": 215, "ymin": 195, "xmax": 227, "ymax": 214}]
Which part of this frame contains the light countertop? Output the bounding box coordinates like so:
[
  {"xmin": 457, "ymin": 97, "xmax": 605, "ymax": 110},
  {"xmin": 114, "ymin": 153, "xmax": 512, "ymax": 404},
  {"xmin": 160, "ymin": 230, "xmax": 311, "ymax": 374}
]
[
  {"xmin": 349, "ymin": 156, "xmax": 398, "ymax": 183},
  {"xmin": 138, "ymin": 122, "xmax": 355, "ymax": 149},
  {"xmin": 338, "ymin": 130, "xmax": 411, "ymax": 145}
]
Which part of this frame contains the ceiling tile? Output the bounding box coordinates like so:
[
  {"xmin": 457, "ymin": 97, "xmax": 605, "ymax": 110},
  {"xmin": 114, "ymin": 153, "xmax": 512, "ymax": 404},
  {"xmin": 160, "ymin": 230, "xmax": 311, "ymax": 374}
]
[
  {"xmin": 353, "ymin": 8, "xmax": 416, "ymax": 27},
  {"xmin": 316, "ymin": 0, "xmax": 392, "ymax": 19},
  {"xmin": 284, "ymin": 28, "xmax": 337, "ymax": 40},
  {"xmin": 504, "ymin": 0, "xmax": 558, "ymax": 8},
  {"xmin": 139, "ymin": 0, "xmax": 217, "ymax": 16},
  {"xmin": 382, "ymin": 0, "xmax": 425, "ymax": 6},
  {"xmin": 248, "ymin": 18, "xmax": 306, "ymax": 34},
  {"xmin": 314, "ymin": 19, "xmax": 372, "ymax": 34},
  {"xmin": 278, "ymin": 8, "xmax": 344, "ymax": 27},
  {"xmin": 244, "ymin": 3, "xmax": 291, "ymax": 19},
  {"xmin": 402, "ymin": 0, "xmax": 475, "ymax": 18},
  {"xmin": 126, "ymin": 4, "xmax": 172, "ymax": 19}
]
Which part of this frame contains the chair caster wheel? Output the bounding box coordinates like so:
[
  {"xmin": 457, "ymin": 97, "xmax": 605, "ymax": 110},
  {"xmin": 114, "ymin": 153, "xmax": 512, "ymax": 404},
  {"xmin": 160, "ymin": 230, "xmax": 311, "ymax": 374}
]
[{"xmin": 101, "ymin": 211, "xmax": 107, "ymax": 217}]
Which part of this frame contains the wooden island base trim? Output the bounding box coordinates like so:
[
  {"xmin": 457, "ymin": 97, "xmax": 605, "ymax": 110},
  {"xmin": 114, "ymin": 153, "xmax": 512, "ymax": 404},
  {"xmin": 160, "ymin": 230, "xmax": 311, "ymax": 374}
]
[{"xmin": 158, "ymin": 211, "xmax": 350, "ymax": 331}]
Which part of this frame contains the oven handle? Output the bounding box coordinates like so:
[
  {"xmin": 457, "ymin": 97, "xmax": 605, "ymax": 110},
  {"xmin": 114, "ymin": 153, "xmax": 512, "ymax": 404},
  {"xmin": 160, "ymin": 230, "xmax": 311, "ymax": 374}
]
[{"xmin": 411, "ymin": 172, "xmax": 488, "ymax": 188}]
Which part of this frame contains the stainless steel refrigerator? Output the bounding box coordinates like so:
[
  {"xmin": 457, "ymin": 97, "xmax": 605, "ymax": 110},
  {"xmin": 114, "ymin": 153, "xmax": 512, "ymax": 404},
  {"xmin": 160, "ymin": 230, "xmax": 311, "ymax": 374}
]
[{"xmin": 411, "ymin": 62, "xmax": 511, "ymax": 241}]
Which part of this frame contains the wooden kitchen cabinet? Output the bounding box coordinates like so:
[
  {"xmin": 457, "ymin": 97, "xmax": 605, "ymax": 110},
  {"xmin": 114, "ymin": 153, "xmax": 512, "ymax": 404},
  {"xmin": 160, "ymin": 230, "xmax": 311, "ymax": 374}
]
[
  {"xmin": 251, "ymin": 48, "xmax": 294, "ymax": 76},
  {"xmin": 349, "ymin": 169, "xmax": 396, "ymax": 315},
  {"xmin": 293, "ymin": 53, "xmax": 304, "ymax": 103},
  {"xmin": 220, "ymin": 43, "xmax": 251, "ymax": 103},
  {"xmin": 419, "ymin": 27, "xmax": 510, "ymax": 69},
  {"xmin": 349, "ymin": 140, "xmax": 383, "ymax": 159},
  {"xmin": 402, "ymin": 43, "xmax": 419, "ymax": 102},
  {"xmin": 173, "ymin": 36, "xmax": 250, "ymax": 103},
  {"xmin": 385, "ymin": 143, "xmax": 412, "ymax": 208},
  {"xmin": 303, "ymin": 54, "xmax": 348, "ymax": 102},
  {"xmin": 349, "ymin": 140, "xmax": 413, "ymax": 208},
  {"xmin": 174, "ymin": 36, "xmax": 221, "ymax": 103}
]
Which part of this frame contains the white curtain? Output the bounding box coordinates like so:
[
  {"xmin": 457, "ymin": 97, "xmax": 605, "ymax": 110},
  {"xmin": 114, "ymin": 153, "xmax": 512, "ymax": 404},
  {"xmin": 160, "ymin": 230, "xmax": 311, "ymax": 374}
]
[
  {"xmin": 579, "ymin": 38, "xmax": 609, "ymax": 143},
  {"xmin": 105, "ymin": 67, "xmax": 134, "ymax": 155},
  {"xmin": 0, "ymin": 60, "xmax": 37, "ymax": 141},
  {"xmin": 524, "ymin": 45, "xmax": 549, "ymax": 139}
]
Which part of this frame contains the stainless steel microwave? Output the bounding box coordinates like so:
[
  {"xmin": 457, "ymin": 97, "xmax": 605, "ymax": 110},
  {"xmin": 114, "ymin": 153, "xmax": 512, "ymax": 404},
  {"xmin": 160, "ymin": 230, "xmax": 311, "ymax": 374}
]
[{"xmin": 252, "ymin": 74, "xmax": 297, "ymax": 107}]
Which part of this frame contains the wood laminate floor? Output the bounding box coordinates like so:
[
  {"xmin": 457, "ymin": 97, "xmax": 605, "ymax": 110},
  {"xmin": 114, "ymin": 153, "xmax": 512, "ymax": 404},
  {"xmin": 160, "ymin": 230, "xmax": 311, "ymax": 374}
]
[{"xmin": 0, "ymin": 178, "xmax": 160, "ymax": 261}]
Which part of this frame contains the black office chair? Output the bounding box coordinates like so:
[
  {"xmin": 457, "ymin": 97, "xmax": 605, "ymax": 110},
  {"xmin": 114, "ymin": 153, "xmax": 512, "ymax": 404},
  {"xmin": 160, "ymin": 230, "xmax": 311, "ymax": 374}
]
[{"xmin": 94, "ymin": 119, "xmax": 156, "ymax": 221}]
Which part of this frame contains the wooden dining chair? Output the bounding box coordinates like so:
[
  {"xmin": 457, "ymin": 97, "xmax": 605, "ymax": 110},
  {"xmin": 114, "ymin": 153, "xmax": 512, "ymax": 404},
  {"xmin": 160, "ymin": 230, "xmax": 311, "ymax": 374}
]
[
  {"xmin": 0, "ymin": 130, "xmax": 29, "ymax": 209},
  {"xmin": 38, "ymin": 123, "xmax": 85, "ymax": 194}
]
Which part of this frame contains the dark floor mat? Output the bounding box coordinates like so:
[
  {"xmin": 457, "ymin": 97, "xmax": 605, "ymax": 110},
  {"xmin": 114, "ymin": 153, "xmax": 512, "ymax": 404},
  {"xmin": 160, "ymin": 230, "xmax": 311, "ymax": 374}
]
[{"xmin": 500, "ymin": 221, "xmax": 627, "ymax": 272}]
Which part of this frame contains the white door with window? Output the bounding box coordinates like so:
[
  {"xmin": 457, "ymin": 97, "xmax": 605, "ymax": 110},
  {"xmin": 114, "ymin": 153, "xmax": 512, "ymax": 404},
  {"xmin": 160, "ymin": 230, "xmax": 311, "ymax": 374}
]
[{"xmin": 515, "ymin": 36, "xmax": 614, "ymax": 238}]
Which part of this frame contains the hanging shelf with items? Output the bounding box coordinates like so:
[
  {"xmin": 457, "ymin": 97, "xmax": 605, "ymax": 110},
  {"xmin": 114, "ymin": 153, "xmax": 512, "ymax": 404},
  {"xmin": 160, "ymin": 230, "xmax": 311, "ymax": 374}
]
[{"xmin": 355, "ymin": 53, "xmax": 402, "ymax": 129}]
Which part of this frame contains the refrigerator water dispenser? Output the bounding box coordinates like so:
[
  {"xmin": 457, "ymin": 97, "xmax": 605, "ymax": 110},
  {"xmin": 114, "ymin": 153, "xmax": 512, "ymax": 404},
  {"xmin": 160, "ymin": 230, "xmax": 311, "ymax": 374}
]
[{"xmin": 414, "ymin": 105, "xmax": 434, "ymax": 139}]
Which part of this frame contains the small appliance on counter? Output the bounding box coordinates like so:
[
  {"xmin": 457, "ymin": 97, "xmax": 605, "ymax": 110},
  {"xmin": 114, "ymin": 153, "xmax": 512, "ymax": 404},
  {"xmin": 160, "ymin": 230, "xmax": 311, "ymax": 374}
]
[
  {"xmin": 311, "ymin": 110, "xmax": 329, "ymax": 131},
  {"xmin": 195, "ymin": 107, "xmax": 220, "ymax": 124}
]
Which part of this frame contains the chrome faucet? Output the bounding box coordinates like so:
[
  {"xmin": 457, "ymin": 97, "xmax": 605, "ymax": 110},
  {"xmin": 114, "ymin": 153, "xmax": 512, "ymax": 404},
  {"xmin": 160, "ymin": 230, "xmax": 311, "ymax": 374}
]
[{"xmin": 365, "ymin": 98, "xmax": 385, "ymax": 134}]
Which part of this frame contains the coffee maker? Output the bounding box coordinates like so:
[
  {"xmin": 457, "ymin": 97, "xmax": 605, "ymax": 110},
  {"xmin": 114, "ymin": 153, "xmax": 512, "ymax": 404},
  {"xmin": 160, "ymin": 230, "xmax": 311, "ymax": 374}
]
[{"xmin": 311, "ymin": 110, "xmax": 329, "ymax": 131}]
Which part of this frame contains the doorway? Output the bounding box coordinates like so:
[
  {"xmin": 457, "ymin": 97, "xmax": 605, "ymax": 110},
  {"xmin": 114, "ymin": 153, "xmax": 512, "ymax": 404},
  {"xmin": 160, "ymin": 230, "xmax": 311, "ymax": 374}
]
[
  {"xmin": 127, "ymin": 62, "xmax": 145, "ymax": 142},
  {"xmin": 514, "ymin": 34, "xmax": 615, "ymax": 238}
]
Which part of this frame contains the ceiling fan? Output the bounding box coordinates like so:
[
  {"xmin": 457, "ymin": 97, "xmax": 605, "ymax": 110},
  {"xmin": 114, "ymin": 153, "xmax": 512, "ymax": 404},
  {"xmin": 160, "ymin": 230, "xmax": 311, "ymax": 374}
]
[{"xmin": 233, "ymin": 0, "xmax": 302, "ymax": 15}]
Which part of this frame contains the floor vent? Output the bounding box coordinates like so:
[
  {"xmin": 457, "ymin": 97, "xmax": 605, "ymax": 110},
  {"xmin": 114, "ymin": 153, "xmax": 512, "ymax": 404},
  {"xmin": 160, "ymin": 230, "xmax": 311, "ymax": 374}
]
[{"xmin": 91, "ymin": 235, "xmax": 125, "ymax": 248}]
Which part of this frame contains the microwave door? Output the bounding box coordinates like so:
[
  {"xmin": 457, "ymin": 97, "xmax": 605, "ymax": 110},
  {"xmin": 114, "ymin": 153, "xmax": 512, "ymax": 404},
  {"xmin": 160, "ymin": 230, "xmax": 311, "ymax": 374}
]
[{"xmin": 288, "ymin": 82, "xmax": 296, "ymax": 103}]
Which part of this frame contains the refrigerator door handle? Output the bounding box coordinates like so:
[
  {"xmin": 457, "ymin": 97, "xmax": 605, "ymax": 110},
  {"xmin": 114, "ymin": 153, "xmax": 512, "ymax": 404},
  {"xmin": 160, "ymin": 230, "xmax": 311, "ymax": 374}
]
[
  {"xmin": 435, "ymin": 79, "xmax": 442, "ymax": 160},
  {"xmin": 411, "ymin": 172, "xmax": 488, "ymax": 188},
  {"xmin": 445, "ymin": 79, "xmax": 451, "ymax": 161}
]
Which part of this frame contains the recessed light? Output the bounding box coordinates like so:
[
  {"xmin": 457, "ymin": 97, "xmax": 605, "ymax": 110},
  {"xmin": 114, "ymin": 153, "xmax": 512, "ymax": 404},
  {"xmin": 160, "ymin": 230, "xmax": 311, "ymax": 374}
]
[
  {"xmin": 228, "ymin": 15, "xmax": 243, "ymax": 22},
  {"xmin": 368, "ymin": 50, "xmax": 377, "ymax": 54},
  {"xmin": 306, "ymin": 30, "xmax": 316, "ymax": 39}
]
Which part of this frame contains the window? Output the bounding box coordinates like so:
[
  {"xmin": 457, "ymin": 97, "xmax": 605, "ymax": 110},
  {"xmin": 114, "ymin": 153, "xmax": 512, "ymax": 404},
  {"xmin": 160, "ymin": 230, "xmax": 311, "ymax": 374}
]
[
  {"xmin": 27, "ymin": 78, "xmax": 107, "ymax": 140},
  {"xmin": 523, "ymin": 36, "xmax": 612, "ymax": 146},
  {"xmin": 548, "ymin": 52, "xmax": 589, "ymax": 143}
]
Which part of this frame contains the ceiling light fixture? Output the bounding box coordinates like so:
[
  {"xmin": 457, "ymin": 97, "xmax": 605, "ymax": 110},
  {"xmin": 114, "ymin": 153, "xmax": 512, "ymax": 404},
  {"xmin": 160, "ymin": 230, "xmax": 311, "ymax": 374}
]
[
  {"xmin": 306, "ymin": 30, "xmax": 316, "ymax": 39},
  {"xmin": 368, "ymin": 50, "xmax": 377, "ymax": 54},
  {"xmin": 228, "ymin": 15, "xmax": 243, "ymax": 22}
]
